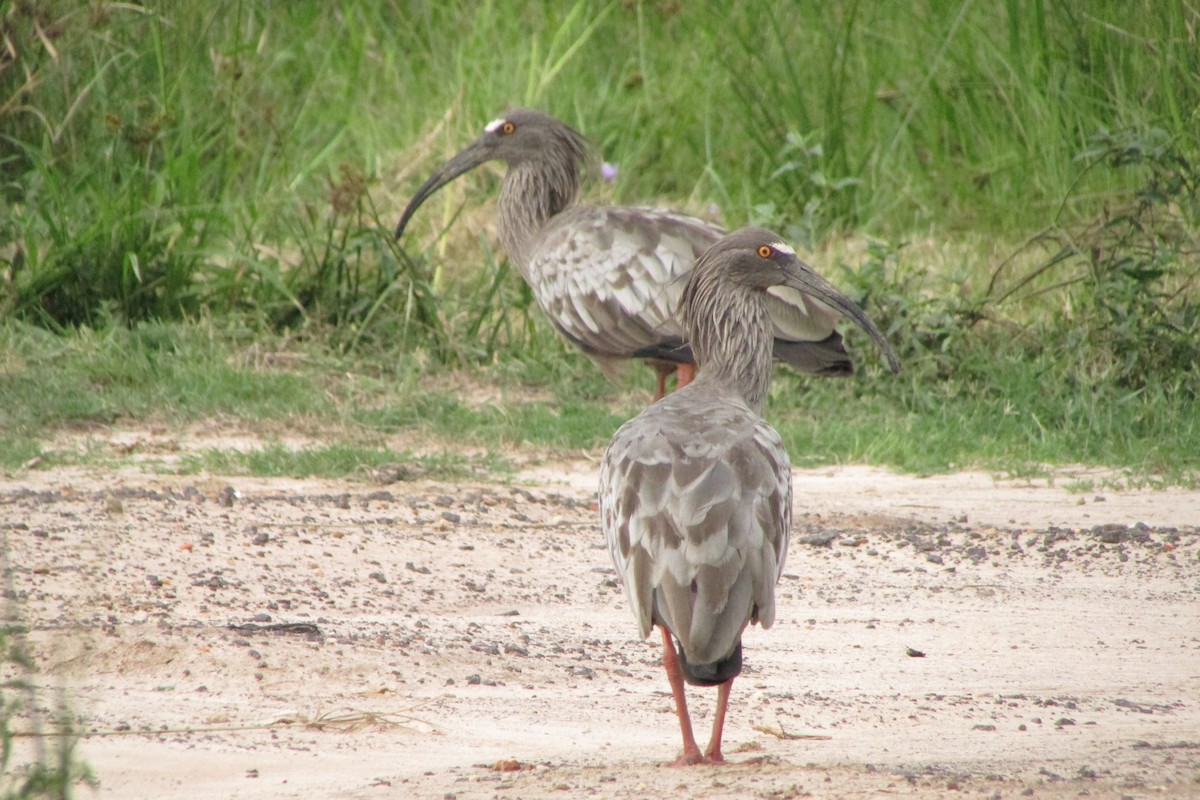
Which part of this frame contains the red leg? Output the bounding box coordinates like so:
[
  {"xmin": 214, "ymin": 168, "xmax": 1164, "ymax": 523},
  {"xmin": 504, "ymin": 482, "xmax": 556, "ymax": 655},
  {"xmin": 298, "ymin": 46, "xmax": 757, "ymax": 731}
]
[
  {"xmin": 653, "ymin": 370, "xmax": 669, "ymax": 402},
  {"xmin": 660, "ymin": 628, "xmax": 704, "ymax": 766},
  {"xmin": 675, "ymin": 363, "xmax": 696, "ymax": 390},
  {"xmin": 704, "ymin": 678, "xmax": 734, "ymax": 763}
]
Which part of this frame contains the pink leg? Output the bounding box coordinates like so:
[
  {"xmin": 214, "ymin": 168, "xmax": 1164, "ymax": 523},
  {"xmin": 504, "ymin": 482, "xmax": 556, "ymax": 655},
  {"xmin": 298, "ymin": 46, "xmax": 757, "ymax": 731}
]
[
  {"xmin": 660, "ymin": 628, "xmax": 704, "ymax": 766},
  {"xmin": 675, "ymin": 363, "xmax": 696, "ymax": 390},
  {"xmin": 704, "ymin": 678, "xmax": 734, "ymax": 763},
  {"xmin": 653, "ymin": 370, "xmax": 669, "ymax": 402}
]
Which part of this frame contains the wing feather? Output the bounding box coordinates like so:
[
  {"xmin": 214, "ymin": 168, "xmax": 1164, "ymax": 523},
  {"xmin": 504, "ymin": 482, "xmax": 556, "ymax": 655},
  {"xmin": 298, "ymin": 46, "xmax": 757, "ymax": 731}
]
[
  {"xmin": 530, "ymin": 207, "xmax": 717, "ymax": 361},
  {"xmin": 525, "ymin": 205, "xmax": 857, "ymax": 378},
  {"xmin": 599, "ymin": 391, "xmax": 791, "ymax": 662}
]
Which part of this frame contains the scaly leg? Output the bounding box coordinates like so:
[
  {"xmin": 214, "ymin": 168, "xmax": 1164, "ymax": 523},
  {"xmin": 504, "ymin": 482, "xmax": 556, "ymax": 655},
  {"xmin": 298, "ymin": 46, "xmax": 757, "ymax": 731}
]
[
  {"xmin": 660, "ymin": 628, "xmax": 704, "ymax": 766},
  {"xmin": 704, "ymin": 678, "xmax": 734, "ymax": 763},
  {"xmin": 653, "ymin": 370, "xmax": 669, "ymax": 402},
  {"xmin": 651, "ymin": 362, "xmax": 678, "ymax": 401}
]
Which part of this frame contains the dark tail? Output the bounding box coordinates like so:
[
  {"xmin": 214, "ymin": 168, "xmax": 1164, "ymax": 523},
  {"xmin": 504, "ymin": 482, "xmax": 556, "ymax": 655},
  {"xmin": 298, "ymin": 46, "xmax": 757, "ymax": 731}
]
[
  {"xmin": 772, "ymin": 331, "xmax": 853, "ymax": 376},
  {"xmin": 676, "ymin": 641, "xmax": 742, "ymax": 687}
]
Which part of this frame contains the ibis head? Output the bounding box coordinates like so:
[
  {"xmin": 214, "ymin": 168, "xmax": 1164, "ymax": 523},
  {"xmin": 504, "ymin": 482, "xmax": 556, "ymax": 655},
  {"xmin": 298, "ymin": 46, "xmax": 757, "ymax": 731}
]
[
  {"xmin": 394, "ymin": 109, "xmax": 590, "ymax": 241},
  {"xmin": 682, "ymin": 227, "xmax": 900, "ymax": 410}
]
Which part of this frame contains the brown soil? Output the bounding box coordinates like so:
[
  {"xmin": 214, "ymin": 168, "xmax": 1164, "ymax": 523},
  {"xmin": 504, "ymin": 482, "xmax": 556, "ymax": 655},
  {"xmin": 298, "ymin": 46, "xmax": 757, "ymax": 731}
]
[{"xmin": 3, "ymin": 448, "xmax": 1199, "ymax": 799}]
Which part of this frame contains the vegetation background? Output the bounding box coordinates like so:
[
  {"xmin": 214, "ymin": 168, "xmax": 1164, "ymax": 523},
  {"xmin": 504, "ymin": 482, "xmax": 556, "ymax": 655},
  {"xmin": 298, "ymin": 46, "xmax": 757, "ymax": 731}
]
[
  {"xmin": 1, "ymin": 2, "xmax": 1198, "ymax": 794},
  {"xmin": 2, "ymin": 0, "xmax": 1198, "ymax": 481}
]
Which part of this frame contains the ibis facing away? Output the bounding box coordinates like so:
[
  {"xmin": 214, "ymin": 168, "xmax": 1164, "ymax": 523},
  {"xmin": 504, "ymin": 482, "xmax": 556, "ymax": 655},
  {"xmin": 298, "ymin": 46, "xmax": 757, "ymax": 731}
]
[
  {"xmin": 395, "ymin": 109, "xmax": 864, "ymax": 399},
  {"xmin": 599, "ymin": 227, "xmax": 899, "ymax": 765}
]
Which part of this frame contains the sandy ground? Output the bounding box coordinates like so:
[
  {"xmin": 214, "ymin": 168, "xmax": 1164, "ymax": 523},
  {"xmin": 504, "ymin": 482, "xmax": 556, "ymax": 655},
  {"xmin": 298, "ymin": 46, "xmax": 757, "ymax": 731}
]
[{"xmin": 3, "ymin": 454, "xmax": 1199, "ymax": 799}]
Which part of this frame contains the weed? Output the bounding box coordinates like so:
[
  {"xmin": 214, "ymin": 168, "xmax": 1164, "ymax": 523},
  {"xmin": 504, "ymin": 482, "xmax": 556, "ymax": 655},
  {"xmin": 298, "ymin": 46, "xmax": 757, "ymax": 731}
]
[
  {"xmin": 983, "ymin": 127, "xmax": 1200, "ymax": 396},
  {"xmin": 1, "ymin": 531, "xmax": 97, "ymax": 799}
]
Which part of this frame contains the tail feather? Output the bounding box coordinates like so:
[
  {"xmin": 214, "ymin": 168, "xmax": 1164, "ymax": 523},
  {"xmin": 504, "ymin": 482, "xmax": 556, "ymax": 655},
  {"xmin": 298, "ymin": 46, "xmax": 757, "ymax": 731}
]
[
  {"xmin": 772, "ymin": 331, "xmax": 853, "ymax": 376},
  {"xmin": 676, "ymin": 640, "xmax": 742, "ymax": 687}
]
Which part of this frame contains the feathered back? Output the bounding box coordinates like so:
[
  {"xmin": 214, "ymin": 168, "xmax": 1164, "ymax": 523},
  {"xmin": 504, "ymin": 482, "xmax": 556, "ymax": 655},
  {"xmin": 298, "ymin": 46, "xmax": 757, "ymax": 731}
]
[{"xmin": 599, "ymin": 229, "xmax": 799, "ymax": 683}]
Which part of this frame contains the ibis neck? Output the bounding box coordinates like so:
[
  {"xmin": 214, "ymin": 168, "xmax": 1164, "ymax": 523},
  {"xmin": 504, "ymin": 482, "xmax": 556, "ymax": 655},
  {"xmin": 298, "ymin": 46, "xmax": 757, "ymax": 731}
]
[
  {"xmin": 688, "ymin": 287, "xmax": 774, "ymax": 414},
  {"xmin": 497, "ymin": 161, "xmax": 581, "ymax": 275}
]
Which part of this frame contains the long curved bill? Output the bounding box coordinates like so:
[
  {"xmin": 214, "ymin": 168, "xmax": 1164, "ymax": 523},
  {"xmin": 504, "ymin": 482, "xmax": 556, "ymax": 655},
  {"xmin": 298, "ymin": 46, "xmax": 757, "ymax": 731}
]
[
  {"xmin": 780, "ymin": 256, "xmax": 901, "ymax": 373},
  {"xmin": 394, "ymin": 139, "xmax": 491, "ymax": 240}
]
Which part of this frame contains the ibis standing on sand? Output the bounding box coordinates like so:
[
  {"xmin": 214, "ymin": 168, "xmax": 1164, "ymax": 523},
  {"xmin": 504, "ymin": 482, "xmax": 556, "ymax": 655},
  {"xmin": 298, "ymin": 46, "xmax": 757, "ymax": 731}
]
[
  {"xmin": 395, "ymin": 109, "xmax": 862, "ymax": 399},
  {"xmin": 599, "ymin": 227, "xmax": 899, "ymax": 765}
]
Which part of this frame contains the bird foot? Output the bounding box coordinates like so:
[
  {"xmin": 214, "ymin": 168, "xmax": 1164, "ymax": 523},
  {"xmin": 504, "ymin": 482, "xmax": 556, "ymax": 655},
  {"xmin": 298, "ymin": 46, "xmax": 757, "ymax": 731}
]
[{"xmin": 666, "ymin": 750, "xmax": 726, "ymax": 767}]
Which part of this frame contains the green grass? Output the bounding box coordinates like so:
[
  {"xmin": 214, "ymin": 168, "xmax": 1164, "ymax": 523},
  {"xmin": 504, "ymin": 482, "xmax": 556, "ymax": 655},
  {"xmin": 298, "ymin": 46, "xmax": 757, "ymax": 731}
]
[
  {"xmin": 0, "ymin": 315, "xmax": 623, "ymax": 475},
  {"xmin": 5, "ymin": 2, "xmax": 1197, "ymax": 321},
  {"xmin": 354, "ymin": 391, "xmax": 625, "ymax": 449},
  {"xmin": 177, "ymin": 443, "xmax": 509, "ymax": 482},
  {"xmin": 778, "ymin": 362, "xmax": 1200, "ymax": 483},
  {"xmin": 1, "ymin": 315, "xmax": 1197, "ymax": 484},
  {"xmin": 716, "ymin": 1, "xmax": 1200, "ymax": 238},
  {"xmin": 0, "ymin": 319, "xmax": 336, "ymax": 432},
  {"xmin": 1, "ymin": 1, "xmax": 1198, "ymax": 483}
]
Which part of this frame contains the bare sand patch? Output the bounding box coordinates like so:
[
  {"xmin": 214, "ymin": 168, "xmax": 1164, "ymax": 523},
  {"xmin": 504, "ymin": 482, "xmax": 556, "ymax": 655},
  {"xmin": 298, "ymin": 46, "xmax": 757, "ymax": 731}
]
[{"xmin": 3, "ymin": 458, "xmax": 1198, "ymax": 798}]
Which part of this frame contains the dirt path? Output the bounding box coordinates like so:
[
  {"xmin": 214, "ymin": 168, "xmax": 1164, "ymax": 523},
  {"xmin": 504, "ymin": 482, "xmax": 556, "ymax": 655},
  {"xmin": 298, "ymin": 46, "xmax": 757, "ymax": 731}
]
[{"xmin": 3, "ymin": 461, "xmax": 1198, "ymax": 799}]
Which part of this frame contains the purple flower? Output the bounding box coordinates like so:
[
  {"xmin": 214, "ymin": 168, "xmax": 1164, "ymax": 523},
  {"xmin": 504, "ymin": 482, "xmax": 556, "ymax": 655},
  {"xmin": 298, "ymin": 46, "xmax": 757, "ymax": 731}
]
[{"xmin": 601, "ymin": 162, "xmax": 619, "ymax": 183}]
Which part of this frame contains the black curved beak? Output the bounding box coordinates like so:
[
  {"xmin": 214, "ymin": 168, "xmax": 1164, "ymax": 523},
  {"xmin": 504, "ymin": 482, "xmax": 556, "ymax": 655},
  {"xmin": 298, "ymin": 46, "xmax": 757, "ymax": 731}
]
[
  {"xmin": 394, "ymin": 138, "xmax": 493, "ymax": 240},
  {"xmin": 780, "ymin": 256, "xmax": 901, "ymax": 373}
]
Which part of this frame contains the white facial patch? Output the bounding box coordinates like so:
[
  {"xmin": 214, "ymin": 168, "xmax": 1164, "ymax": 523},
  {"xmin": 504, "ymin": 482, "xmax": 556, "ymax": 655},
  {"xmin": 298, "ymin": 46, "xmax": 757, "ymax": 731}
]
[
  {"xmin": 769, "ymin": 241, "xmax": 795, "ymax": 255},
  {"xmin": 484, "ymin": 118, "xmax": 507, "ymax": 133}
]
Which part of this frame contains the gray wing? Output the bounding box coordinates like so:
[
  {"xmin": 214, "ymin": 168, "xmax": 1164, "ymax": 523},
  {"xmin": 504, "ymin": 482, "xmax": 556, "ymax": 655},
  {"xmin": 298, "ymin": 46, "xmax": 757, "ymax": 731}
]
[
  {"xmin": 528, "ymin": 206, "xmax": 853, "ymax": 379},
  {"xmin": 598, "ymin": 393, "xmax": 792, "ymax": 663},
  {"xmin": 528, "ymin": 207, "xmax": 718, "ymax": 378},
  {"xmin": 765, "ymin": 288, "xmax": 853, "ymax": 376}
]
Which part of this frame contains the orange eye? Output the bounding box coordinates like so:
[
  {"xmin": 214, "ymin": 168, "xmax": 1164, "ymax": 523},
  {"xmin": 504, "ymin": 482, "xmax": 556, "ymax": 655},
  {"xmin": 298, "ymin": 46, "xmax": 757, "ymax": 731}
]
[
  {"xmin": 502, "ymin": 121, "xmax": 516, "ymax": 134},
  {"xmin": 757, "ymin": 245, "xmax": 773, "ymax": 258}
]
